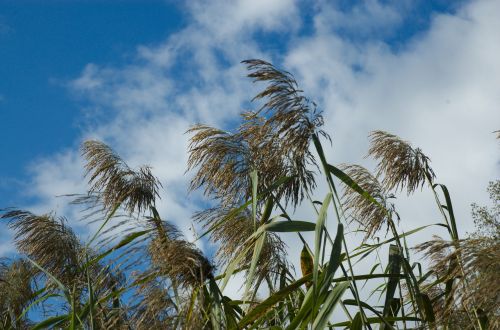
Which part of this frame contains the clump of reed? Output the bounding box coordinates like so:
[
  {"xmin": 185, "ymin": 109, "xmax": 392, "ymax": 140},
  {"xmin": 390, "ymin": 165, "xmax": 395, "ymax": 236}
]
[{"xmin": 1, "ymin": 59, "xmax": 497, "ymax": 330}]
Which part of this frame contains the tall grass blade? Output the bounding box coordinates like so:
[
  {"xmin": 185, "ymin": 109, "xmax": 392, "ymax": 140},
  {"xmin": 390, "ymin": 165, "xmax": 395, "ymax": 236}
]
[
  {"xmin": 331, "ymin": 316, "xmax": 422, "ymax": 327},
  {"xmin": 208, "ymin": 277, "xmax": 224, "ymax": 330},
  {"xmin": 435, "ymin": 183, "xmax": 459, "ymax": 240},
  {"xmin": 314, "ymin": 193, "xmax": 332, "ymax": 296},
  {"xmin": 244, "ymin": 232, "xmax": 267, "ymax": 301},
  {"xmin": 350, "ymin": 312, "xmax": 363, "ymax": 330},
  {"xmin": 26, "ymin": 257, "xmax": 69, "ymax": 302},
  {"xmin": 85, "ymin": 257, "xmax": 96, "ymax": 330},
  {"xmin": 312, "ymin": 281, "xmax": 349, "ymax": 329},
  {"xmin": 343, "ymin": 299, "xmax": 395, "ymax": 329},
  {"xmin": 419, "ymin": 293, "xmax": 435, "ymax": 323},
  {"xmin": 323, "ymin": 224, "xmax": 344, "ymax": 286},
  {"xmin": 221, "ymin": 243, "xmax": 253, "ymax": 291}
]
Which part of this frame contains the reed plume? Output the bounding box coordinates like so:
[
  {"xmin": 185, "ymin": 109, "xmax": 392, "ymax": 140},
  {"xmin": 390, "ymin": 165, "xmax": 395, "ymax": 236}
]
[
  {"xmin": 1, "ymin": 210, "xmax": 82, "ymax": 286},
  {"xmin": 368, "ymin": 130, "xmax": 435, "ymax": 194},
  {"xmin": 244, "ymin": 59, "xmax": 329, "ymax": 206},
  {"xmin": 82, "ymin": 140, "xmax": 161, "ymax": 214},
  {"xmin": 188, "ymin": 112, "xmax": 315, "ymax": 208},
  {"xmin": 340, "ymin": 164, "xmax": 393, "ymax": 239},
  {"xmin": 189, "ymin": 60, "xmax": 328, "ymax": 208},
  {"xmin": 416, "ymin": 236, "xmax": 500, "ymax": 327},
  {"xmin": 131, "ymin": 280, "xmax": 179, "ymax": 329},
  {"xmin": 149, "ymin": 235, "xmax": 213, "ymax": 288},
  {"xmin": 194, "ymin": 206, "xmax": 287, "ymax": 284},
  {"xmin": 0, "ymin": 258, "xmax": 37, "ymax": 328}
]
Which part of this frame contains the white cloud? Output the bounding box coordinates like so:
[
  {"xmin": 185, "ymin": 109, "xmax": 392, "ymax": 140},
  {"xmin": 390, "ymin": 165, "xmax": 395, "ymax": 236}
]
[
  {"xmin": 186, "ymin": 0, "xmax": 300, "ymax": 39},
  {"xmin": 314, "ymin": 0, "xmax": 405, "ymax": 38},
  {"xmin": 8, "ymin": 0, "xmax": 500, "ymax": 310}
]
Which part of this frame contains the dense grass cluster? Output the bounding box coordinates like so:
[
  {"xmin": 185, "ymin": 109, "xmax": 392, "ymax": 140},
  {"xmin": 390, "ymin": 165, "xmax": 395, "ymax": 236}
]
[{"xmin": 1, "ymin": 60, "xmax": 498, "ymax": 329}]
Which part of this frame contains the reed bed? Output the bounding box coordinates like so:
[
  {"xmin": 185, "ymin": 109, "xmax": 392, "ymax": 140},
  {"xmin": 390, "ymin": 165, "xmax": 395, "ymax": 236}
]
[{"xmin": 1, "ymin": 60, "xmax": 498, "ymax": 329}]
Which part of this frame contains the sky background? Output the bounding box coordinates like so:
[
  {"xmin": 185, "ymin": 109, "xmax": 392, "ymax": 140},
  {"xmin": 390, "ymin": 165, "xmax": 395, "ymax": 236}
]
[{"xmin": 0, "ymin": 0, "xmax": 499, "ymax": 299}]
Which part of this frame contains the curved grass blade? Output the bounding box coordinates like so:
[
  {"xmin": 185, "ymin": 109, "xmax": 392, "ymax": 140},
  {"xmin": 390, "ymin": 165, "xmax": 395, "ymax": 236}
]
[
  {"xmin": 15, "ymin": 291, "xmax": 60, "ymax": 326},
  {"xmin": 84, "ymin": 229, "xmax": 153, "ymax": 268},
  {"xmin": 264, "ymin": 220, "xmax": 316, "ymax": 232},
  {"xmin": 26, "ymin": 257, "xmax": 70, "ymax": 302},
  {"xmin": 313, "ymin": 193, "xmax": 332, "ymax": 307},
  {"xmin": 351, "ymin": 224, "xmax": 441, "ymax": 259},
  {"xmin": 327, "ymin": 164, "xmax": 385, "ymax": 211},
  {"xmin": 87, "ymin": 201, "xmax": 122, "ymax": 247},
  {"xmin": 435, "ymin": 183, "xmax": 459, "ymax": 240},
  {"xmin": 312, "ymin": 281, "xmax": 349, "ymax": 329},
  {"xmin": 32, "ymin": 315, "xmax": 68, "ymax": 330}
]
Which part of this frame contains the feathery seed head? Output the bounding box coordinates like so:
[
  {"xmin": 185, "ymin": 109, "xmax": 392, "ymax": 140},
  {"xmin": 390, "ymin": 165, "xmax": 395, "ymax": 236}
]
[
  {"xmin": 2, "ymin": 210, "xmax": 82, "ymax": 286},
  {"xmin": 188, "ymin": 60, "xmax": 328, "ymax": 207},
  {"xmin": 416, "ymin": 236, "xmax": 500, "ymax": 326},
  {"xmin": 82, "ymin": 140, "xmax": 161, "ymax": 215},
  {"xmin": 0, "ymin": 258, "xmax": 37, "ymax": 320},
  {"xmin": 149, "ymin": 238, "xmax": 213, "ymax": 288},
  {"xmin": 368, "ymin": 130, "xmax": 435, "ymax": 194},
  {"xmin": 194, "ymin": 206, "xmax": 288, "ymax": 285},
  {"xmin": 340, "ymin": 164, "xmax": 393, "ymax": 239}
]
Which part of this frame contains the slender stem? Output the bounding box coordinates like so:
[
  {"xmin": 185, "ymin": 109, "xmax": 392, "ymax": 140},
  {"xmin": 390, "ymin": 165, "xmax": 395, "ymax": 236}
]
[
  {"xmin": 397, "ymin": 282, "xmax": 407, "ymax": 330},
  {"xmin": 387, "ymin": 220, "xmax": 424, "ymax": 322}
]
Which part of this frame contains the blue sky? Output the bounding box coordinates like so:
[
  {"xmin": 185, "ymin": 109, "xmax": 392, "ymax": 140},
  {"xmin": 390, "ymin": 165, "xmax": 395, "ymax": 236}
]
[
  {"xmin": 0, "ymin": 0, "xmax": 499, "ymax": 291},
  {"xmin": 0, "ymin": 1, "xmax": 184, "ymax": 204}
]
